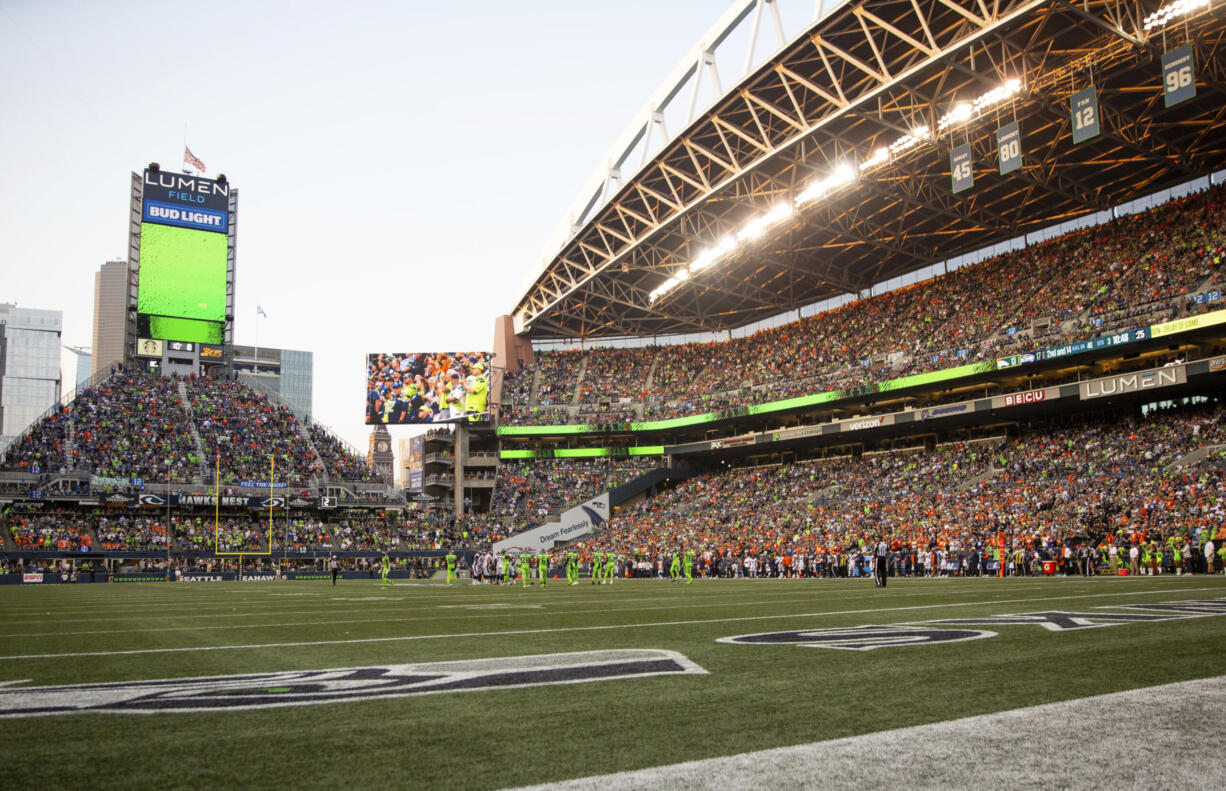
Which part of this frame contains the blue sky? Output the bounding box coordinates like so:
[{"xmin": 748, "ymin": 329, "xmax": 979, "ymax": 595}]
[{"xmin": 0, "ymin": 0, "xmax": 813, "ymax": 457}]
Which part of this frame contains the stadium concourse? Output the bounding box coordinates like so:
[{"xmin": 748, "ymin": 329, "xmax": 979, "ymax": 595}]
[{"xmin": 500, "ymin": 182, "xmax": 1226, "ymax": 426}]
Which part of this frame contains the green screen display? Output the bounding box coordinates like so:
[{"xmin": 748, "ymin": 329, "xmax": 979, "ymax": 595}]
[
  {"xmin": 145, "ymin": 316, "xmax": 223, "ymax": 345},
  {"xmin": 137, "ymin": 222, "xmax": 227, "ymax": 342}
]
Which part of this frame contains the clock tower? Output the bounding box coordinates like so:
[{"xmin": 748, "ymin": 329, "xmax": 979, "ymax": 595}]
[{"xmin": 366, "ymin": 424, "xmax": 394, "ymax": 484}]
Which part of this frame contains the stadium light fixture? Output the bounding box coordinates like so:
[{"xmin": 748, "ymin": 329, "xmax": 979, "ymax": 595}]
[
  {"xmin": 651, "ymin": 203, "xmax": 794, "ymax": 303},
  {"xmin": 796, "ymin": 163, "xmax": 856, "ymax": 205},
  {"xmin": 936, "ymin": 103, "xmax": 973, "ymax": 133},
  {"xmin": 859, "ymin": 147, "xmax": 889, "ymax": 173},
  {"xmin": 737, "ymin": 203, "xmax": 794, "ymax": 242},
  {"xmin": 688, "ymin": 250, "xmax": 719, "ymax": 273},
  {"xmin": 936, "ymin": 79, "xmax": 1022, "ymax": 134},
  {"xmin": 888, "ymin": 125, "xmax": 930, "ymax": 156},
  {"xmin": 649, "ymin": 80, "xmax": 1017, "ymax": 306},
  {"xmin": 1143, "ymin": 0, "xmax": 1209, "ymax": 31}
]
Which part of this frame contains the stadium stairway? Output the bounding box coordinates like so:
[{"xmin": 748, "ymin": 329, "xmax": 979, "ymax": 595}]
[
  {"xmin": 297, "ymin": 423, "xmax": 324, "ymax": 481},
  {"xmin": 493, "ymin": 465, "xmax": 698, "ymax": 552},
  {"xmin": 644, "ymin": 350, "xmax": 662, "ymax": 394},
  {"xmin": 606, "ymin": 466, "xmax": 699, "ymax": 511},
  {"xmin": 529, "ymin": 365, "xmax": 542, "ymax": 404},
  {"xmin": 1167, "ymin": 443, "xmax": 1226, "ymax": 470},
  {"xmin": 176, "ymin": 381, "xmax": 209, "ymax": 483},
  {"xmin": 64, "ymin": 409, "xmax": 75, "ymax": 470},
  {"xmin": 957, "ymin": 466, "xmax": 1004, "ymax": 491},
  {"xmin": 570, "ymin": 355, "xmax": 589, "ymax": 408},
  {"xmin": 809, "ymin": 483, "xmax": 843, "ymax": 504}
]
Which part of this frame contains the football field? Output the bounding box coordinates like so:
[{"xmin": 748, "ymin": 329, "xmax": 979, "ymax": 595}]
[{"xmin": 3, "ymin": 575, "xmax": 1225, "ymax": 790}]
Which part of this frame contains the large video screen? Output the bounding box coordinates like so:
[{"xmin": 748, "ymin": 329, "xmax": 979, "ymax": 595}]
[
  {"xmin": 136, "ymin": 169, "xmax": 230, "ymax": 344},
  {"xmin": 407, "ymin": 435, "xmax": 424, "ymax": 491},
  {"xmin": 366, "ymin": 352, "xmax": 493, "ymax": 424}
]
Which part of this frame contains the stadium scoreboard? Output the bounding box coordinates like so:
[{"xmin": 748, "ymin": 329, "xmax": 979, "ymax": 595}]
[{"xmin": 132, "ymin": 168, "xmax": 234, "ymax": 346}]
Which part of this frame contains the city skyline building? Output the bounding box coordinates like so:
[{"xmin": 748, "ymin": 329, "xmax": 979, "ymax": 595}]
[
  {"xmin": 91, "ymin": 259, "xmax": 128, "ymax": 379},
  {"xmin": 232, "ymin": 344, "xmax": 314, "ymax": 420},
  {"xmin": 62, "ymin": 345, "xmax": 91, "ymax": 392},
  {"xmin": 0, "ymin": 303, "xmax": 63, "ymax": 455}
]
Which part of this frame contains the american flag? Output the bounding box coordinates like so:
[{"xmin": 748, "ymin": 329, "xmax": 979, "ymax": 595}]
[{"xmin": 183, "ymin": 146, "xmax": 206, "ymax": 173}]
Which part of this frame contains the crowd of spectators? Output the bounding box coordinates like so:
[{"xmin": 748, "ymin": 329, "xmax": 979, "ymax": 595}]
[
  {"xmin": 502, "ymin": 368, "xmax": 535, "ymax": 404},
  {"xmin": 187, "ymin": 377, "xmax": 320, "ymax": 486},
  {"xmin": 533, "ymin": 350, "xmax": 585, "ymax": 405},
  {"xmin": 574, "ymin": 403, "xmax": 1226, "ymax": 575},
  {"xmin": 578, "ymin": 346, "xmax": 657, "ymax": 402},
  {"xmin": 499, "ymin": 406, "xmax": 570, "ymax": 426},
  {"xmin": 487, "ymin": 457, "xmax": 656, "ymax": 536},
  {"xmin": 3, "ymin": 372, "xmax": 199, "ymax": 480},
  {"xmin": 500, "ymin": 182, "xmax": 1226, "ymax": 426},
  {"xmin": 6, "ymin": 404, "xmax": 1223, "ymax": 564},
  {"xmin": 7, "ymin": 514, "xmax": 95, "ymax": 551},
  {"xmin": 308, "ymin": 425, "xmax": 377, "ymax": 481},
  {"xmin": 576, "ymin": 403, "xmax": 639, "ymax": 425},
  {"xmin": 2, "ymin": 373, "xmax": 378, "ymax": 490},
  {"xmin": 95, "ymin": 515, "xmax": 169, "ymax": 551}
]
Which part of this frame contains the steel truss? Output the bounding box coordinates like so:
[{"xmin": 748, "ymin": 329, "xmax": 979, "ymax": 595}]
[{"xmin": 515, "ymin": 0, "xmax": 1226, "ymax": 339}]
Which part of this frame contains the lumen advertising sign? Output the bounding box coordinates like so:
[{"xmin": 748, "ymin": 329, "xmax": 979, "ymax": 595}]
[{"xmin": 1079, "ymin": 366, "xmax": 1186, "ymax": 400}]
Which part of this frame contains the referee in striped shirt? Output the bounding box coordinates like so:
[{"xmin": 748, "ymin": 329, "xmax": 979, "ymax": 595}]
[{"xmin": 873, "ymin": 537, "xmax": 889, "ymax": 588}]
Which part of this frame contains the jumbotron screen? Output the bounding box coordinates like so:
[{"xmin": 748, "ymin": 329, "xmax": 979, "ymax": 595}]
[
  {"xmin": 136, "ymin": 169, "xmax": 230, "ymax": 344},
  {"xmin": 366, "ymin": 352, "xmax": 493, "ymax": 424}
]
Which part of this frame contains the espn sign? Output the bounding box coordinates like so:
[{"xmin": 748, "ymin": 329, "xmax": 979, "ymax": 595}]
[{"xmin": 1079, "ymin": 366, "xmax": 1185, "ymax": 400}]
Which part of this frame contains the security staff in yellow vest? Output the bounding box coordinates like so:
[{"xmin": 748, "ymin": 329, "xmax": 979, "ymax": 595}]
[{"xmin": 463, "ymin": 363, "xmax": 488, "ymax": 422}]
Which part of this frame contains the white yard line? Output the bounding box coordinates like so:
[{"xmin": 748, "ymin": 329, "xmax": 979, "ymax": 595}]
[
  {"xmin": 509, "ymin": 675, "xmax": 1226, "ymax": 791},
  {"xmin": 0, "ymin": 586, "xmax": 1217, "ymax": 662},
  {"xmin": 0, "ymin": 576, "xmax": 1134, "ymax": 615},
  {"xmin": 0, "ymin": 577, "xmax": 1177, "ymax": 623},
  {"xmin": 0, "ymin": 586, "xmax": 1073, "ymax": 637}
]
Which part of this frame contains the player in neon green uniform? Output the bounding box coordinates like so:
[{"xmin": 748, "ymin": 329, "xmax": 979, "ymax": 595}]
[
  {"xmin": 519, "ymin": 553, "xmax": 531, "ymax": 588},
  {"xmin": 537, "ymin": 550, "xmax": 549, "ymax": 587},
  {"xmin": 669, "ymin": 552, "xmax": 681, "ymax": 582},
  {"xmin": 380, "ymin": 552, "xmax": 391, "ymax": 589},
  {"xmin": 567, "ymin": 549, "xmax": 579, "ymax": 585},
  {"xmin": 604, "ymin": 551, "xmax": 617, "ymax": 584},
  {"xmin": 502, "ymin": 552, "xmax": 513, "ymax": 585},
  {"xmin": 684, "ymin": 549, "xmax": 695, "ymax": 584},
  {"xmin": 591, "ymin": 550, "xmax": 603, "ymax": 585},
  {"xmin": 445, "ymin": 551, "xmax": 458, "ymax": 586}
]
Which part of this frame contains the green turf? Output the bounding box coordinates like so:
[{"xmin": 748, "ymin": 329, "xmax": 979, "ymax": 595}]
[{"xmin": 2, "ymin": 576, "xmax": 1225, "ymax": 790}]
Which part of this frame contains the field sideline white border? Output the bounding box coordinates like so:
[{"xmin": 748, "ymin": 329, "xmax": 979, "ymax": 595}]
[{"xmin": 513, "ymin": 675, "xmax": 1226, "ymax": 790}]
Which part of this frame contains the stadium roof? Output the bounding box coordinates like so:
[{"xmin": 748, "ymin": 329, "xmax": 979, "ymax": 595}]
[{"xmin": 513, "ymin": 0, "xmax": 1226, "ymax": 340}]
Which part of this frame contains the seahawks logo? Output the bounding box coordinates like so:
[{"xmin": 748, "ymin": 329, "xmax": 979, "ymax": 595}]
[
  {"xmin": 719, "ymin": 599, "xmax": 1226, "ymax": 650},
  {"xmin": 0, "ymin": 649, "xmax": 706, "ymax": 718},
  {"xmin": 717, "ymin": 626, "xmax": 994, "ymax": 651}
]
